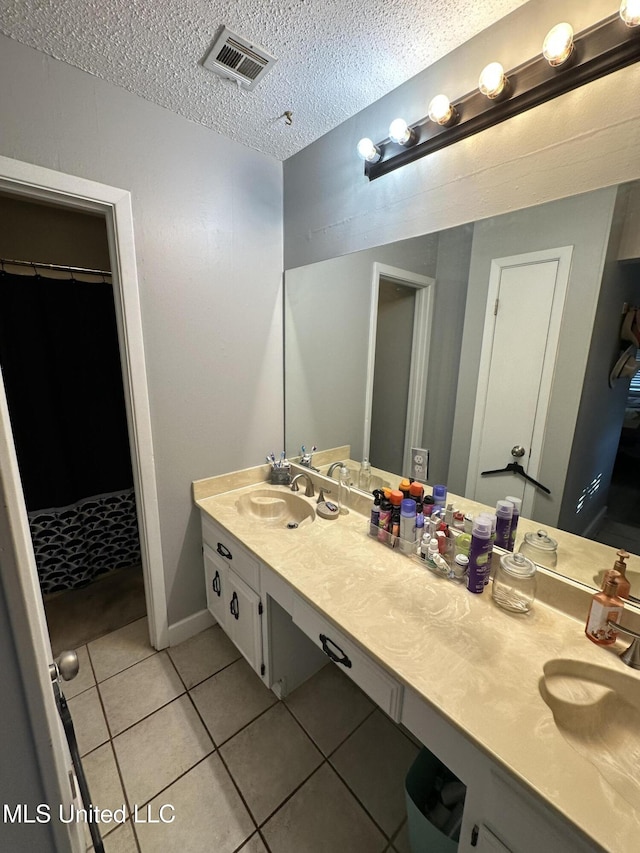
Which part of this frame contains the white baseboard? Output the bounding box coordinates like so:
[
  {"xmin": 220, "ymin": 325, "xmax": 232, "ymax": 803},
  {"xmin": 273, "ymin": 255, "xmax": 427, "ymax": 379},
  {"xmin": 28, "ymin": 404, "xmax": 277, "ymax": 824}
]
[{"xmin": 167, "ymin": 608, "xmax": 215, "ymax": 647}]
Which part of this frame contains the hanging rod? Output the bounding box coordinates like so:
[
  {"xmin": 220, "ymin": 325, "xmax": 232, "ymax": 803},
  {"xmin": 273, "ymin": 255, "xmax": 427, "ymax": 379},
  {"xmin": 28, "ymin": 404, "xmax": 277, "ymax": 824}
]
[{"xmin": 0, "ymin": 257, "xmax": 112, "ymax": 278}]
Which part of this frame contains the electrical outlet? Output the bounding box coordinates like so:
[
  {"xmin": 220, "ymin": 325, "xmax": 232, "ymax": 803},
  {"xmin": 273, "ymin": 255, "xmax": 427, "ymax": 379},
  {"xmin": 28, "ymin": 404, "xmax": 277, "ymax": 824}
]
[{"xmin": 410, "ymin": 447, "xmax": 429, "ymax": 482}]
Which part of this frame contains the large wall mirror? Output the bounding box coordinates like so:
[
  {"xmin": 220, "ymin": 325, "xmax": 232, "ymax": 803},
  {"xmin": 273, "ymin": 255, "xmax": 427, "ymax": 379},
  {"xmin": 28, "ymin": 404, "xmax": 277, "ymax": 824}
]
[{"xmin": 284, "ymin": 180, "xmax": 640, "ymax": 591}]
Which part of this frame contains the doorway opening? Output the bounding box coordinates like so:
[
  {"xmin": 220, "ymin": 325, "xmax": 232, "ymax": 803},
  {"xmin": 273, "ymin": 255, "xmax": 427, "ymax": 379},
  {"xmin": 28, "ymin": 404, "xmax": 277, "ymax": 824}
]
[
  {"xmin": 363, "ymin": 264, "xmax": 435, "ymax": 477},
  {"xmin": 0, "ymin": 194, "xmax": 147, "ymax": 654},
  {"xmin": 0, "ymin": 155, "xmax": 167, "ymax": 653}
]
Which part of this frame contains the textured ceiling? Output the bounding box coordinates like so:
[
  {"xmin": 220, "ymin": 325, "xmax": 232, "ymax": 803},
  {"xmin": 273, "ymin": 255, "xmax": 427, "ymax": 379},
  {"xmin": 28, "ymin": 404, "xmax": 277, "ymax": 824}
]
[{"xmin": 0, "ymin": 0, "xmax": 529, "ymax": 160}]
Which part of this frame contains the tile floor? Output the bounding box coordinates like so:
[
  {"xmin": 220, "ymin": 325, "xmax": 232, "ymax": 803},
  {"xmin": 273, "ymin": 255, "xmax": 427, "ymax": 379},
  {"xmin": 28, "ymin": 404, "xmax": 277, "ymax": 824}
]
[{"xmin": 69, "ymin": 617, "xmax": 419, "ymax": 853}]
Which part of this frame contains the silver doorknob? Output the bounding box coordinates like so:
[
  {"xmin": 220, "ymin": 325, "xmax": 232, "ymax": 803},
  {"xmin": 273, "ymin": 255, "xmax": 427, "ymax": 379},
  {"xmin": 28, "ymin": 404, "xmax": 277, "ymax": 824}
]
[
  {"xmin": 511, "ymin": 446, "xmax": 526, "ymax": 458},
  {"xmin": 56, "ymin": 650, "xmax": 79, "ymax": 682},
  {"xmin": 49, "ymin": 651, "xmax": 80, "ymax": 682}
]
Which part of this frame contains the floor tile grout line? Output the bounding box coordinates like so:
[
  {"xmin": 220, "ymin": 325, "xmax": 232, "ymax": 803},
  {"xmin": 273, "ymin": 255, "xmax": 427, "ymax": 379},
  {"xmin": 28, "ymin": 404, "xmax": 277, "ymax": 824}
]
[
  {"xmin": 326, "ymin": 748, "xmax": 406, "ymax": 845},
  {"xmin": 97, "ymin": 681, "xmax": 188, "ymax": 742},
  {"xmin": 181, "ymin": 684, "xmax": 262, "ymax": 839},
  {"xmin": 166, "ymin": 644, "xmax": 243, "ymax": 694},
  {"xmin": 255, "ymin": 756, "xmax": 328, "ymax": 832},
  {"xmin": 389, "ymin": 816, "xmax": 409, "ymax": 850},
  {"xmin": 89, "ymin": 646, "xmax": 158, "ymax": 687},
  {"xmin": 283, "ymin": 696, "xmax": 378, "ymax": 760}
]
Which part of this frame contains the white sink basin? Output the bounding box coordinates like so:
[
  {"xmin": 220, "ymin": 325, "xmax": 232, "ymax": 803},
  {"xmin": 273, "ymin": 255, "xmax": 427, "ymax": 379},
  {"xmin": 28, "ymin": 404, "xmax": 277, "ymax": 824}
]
[
  {"xmin": 539, "ymin": 658, "xmax": 640, "ymax": 809},
  {"xmin": 236, "ymin": 489, "xmax": 315, "ymax": 529}
]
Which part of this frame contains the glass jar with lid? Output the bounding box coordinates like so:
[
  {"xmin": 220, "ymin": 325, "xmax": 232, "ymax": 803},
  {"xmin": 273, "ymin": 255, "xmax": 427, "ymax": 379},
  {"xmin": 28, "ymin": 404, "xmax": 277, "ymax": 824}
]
[
  {"xmin": 492, "ymin": 552, "xmax": 537, "ymax": 613},
  {"xmin": 518, "ymin": 529, "xmax": 558, "ymax": 569}
]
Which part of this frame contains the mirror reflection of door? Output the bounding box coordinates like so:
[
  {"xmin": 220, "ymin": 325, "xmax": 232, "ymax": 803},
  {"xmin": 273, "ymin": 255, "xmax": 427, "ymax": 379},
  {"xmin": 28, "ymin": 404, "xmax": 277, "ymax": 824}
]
[
  {"xmin": 370, "ymin": 279, "xmax": 416, "ymax": 474},
  {"xmin": 467, "ymin": 247, "xmax": 572, "ymax": 516},
  {"xmin": 364, "ymin": 264, "xmax": 434, "ymax": 477}
]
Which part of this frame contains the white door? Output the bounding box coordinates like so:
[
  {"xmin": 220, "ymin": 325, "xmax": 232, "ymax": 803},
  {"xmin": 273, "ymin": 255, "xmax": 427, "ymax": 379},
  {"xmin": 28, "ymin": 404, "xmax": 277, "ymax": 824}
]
[
  {"xmin": 0, "ymin": 373, "xmax": 85, "ymax": 853},
  {"xmin": 466, "ymin": 247, "xmax": 573, "ymax": 517}
]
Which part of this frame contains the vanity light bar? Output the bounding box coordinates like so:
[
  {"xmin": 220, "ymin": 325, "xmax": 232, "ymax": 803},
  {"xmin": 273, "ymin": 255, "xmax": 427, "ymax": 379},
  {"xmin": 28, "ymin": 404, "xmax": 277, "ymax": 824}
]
[{"xmin": 361, "ymin": 10, "xmax": 640, "ymax": 181}]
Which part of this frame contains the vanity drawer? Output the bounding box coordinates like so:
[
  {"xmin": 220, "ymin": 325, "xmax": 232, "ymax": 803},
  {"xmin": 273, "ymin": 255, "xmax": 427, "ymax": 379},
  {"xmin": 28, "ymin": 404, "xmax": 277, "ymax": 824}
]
[
  {"xmin": 201, "ymin": 514, "xmax": 260, "ymax": 590},
  {"xmin": 292, "ymin": 597, "xmax": 403, "ymax": 721}
]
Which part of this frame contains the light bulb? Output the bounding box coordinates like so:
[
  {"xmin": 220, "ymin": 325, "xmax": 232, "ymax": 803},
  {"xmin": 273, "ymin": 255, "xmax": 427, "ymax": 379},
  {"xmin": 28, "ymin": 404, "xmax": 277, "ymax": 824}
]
[
  {"xmin": 479, "ymin": 62, "xmax": 507, "ymax": 99},
  {"xmin": 428, "ymin": 94, "xmax": 458, "ymax": 127},
  {"xmin": 543, "ymin": 23, "xmax": 574, "ymax": 66},
  {"xmin": 356, "ymin": 138, "xmax": 381, "ymax": 163},
  {"xmin": 388, "ymin": 118, "xmax": 414, "ymax": 146},
  {"xmin": 620, "ymin": 0, "xmax": 640, "ymax": 26}
]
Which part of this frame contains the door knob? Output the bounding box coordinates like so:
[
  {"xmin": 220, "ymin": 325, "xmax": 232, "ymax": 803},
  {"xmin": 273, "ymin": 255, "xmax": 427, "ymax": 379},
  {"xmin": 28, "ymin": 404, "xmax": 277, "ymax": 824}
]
[
  {"xmin": 50, "ymin": 649, "xmax": 79, "ymax": 684},
  {"xmin": 511, "ymin": 446, "xmax": 526, "ymax": 458}
]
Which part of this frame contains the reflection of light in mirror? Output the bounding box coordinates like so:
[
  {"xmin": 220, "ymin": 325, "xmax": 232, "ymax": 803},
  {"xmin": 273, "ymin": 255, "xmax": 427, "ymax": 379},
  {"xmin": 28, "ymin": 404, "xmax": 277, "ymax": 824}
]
[
  {"xmin": 575, "ymin": 473, "xmax": 603, "ymax": 514},
  {"xmin": 620, "ymin": 0, "xmax": 640, "ymax": 27}
]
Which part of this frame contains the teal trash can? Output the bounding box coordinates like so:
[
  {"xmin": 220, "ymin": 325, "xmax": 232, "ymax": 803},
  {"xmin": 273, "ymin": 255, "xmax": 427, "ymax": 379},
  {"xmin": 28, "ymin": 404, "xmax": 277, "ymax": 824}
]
[{"xmin": 405, "ymin": 748, "xmax": 465, "ymax": 853}]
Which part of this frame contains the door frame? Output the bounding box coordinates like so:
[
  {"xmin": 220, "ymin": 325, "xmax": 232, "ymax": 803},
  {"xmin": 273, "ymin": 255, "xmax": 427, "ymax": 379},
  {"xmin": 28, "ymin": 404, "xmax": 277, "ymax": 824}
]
[
  {"xmin": 0, "ymin": 155, "xmax": 168, "ymax": 650},
  {"xmin": 363, "ymin": 263, "xmax": 435, "ymax": 474},
  {"xmin": 465, "ymin": 246, "xmax": 573, "ymax": 517}
]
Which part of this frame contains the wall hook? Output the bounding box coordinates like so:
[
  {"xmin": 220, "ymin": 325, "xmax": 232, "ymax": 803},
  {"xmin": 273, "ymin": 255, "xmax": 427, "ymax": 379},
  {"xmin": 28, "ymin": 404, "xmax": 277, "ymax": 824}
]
[{"xmin": 282, "ymin": 111, "xmax": 293, "ymax": 126}]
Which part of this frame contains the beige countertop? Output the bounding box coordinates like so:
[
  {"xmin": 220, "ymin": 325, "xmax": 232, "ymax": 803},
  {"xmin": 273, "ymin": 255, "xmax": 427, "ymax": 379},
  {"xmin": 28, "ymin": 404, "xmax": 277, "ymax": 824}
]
[{"xmin": 194, "ymin": 465, "xmax": 640, "ymax": 853}]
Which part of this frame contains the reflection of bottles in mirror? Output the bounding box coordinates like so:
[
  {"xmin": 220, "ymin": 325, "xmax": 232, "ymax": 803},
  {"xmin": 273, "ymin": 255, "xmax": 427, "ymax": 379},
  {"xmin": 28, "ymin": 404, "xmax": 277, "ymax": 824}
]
[
  {"xmin": 358, "ymin": 458, "xmax": 372, "ymax": 491},
  {"xmin": 338, "ymin": 465, "xmax": 351, "ymax": 515},
  {"xmin": 585, "ymin": 572, "xmax": 624, "ymax": 645}
]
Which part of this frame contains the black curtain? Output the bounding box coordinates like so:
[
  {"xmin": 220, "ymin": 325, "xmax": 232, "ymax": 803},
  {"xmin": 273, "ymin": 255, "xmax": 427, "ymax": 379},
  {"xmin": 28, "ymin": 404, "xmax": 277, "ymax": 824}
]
[
  {"xmin": 0, "ymin": 271, "xmax": 140, "ymax": 592},
  {"xmin": 0, "ymin": 272, "xmax": 133, "ymax": 510}
]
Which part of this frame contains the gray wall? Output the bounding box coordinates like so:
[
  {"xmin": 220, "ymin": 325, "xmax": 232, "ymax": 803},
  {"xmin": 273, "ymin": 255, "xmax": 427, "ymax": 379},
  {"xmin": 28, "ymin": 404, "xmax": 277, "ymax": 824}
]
[
  {"xmin": 283, "ymin": 0, "xmax": 640, "ymax": 270},
  {"xmin": 0, "ymin": 35, "xmax": 283, "ymax": 627},
  {"xmin": 448, "ymin": 187, "xmax": 618, "ymax": 528}
]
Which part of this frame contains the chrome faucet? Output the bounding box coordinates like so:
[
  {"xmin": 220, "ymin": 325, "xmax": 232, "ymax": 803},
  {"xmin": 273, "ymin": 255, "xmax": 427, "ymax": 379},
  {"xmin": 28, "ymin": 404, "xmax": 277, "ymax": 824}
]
[
  {"xmin": 290, "ymin": 472, "xmax": 315, "ymax": 497},
  {"xmin": 607, "ymin": 620, "xmax": 640, "ymax": 669},
  {"xmin": 326, "ymin": 461, "xmax": 345, "ymax": 478}
]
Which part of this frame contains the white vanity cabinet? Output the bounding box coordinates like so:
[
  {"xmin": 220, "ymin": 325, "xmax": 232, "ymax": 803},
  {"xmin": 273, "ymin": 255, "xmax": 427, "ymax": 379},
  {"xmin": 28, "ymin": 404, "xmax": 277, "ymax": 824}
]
[{"xmin": 201, "ymin": 515, "xmax": 264, "ymax": 678}]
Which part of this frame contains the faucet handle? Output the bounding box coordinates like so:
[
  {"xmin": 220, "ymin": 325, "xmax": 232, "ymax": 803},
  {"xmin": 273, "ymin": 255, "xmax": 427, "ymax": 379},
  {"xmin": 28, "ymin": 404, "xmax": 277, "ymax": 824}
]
[{"xmin": 607, "ymin": 620, "xmax": 640, "ymax": 669}]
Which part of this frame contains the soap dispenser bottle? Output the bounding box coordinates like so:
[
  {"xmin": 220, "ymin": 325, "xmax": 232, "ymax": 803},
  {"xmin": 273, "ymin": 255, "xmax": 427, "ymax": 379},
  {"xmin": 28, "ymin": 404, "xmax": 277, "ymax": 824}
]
[
  {"xmin": 585, "ymin": 571, "xmax": 624, "ymax": 646},
  {"xmin": 603, "ymin": 549, "xmax": 631, "ymax": 599}
]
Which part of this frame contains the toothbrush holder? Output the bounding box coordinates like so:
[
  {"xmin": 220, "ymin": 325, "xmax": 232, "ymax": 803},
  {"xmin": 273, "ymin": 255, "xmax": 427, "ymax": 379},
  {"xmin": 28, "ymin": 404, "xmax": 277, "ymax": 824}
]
[{"xmin": 269, "ymin": 469, "xmax": 291, "ymax": 486}]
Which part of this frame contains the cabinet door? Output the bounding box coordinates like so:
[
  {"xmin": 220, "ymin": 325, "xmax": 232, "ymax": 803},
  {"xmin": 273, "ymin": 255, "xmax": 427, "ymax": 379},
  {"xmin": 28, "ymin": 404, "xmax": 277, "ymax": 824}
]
[
  {"xmin": 226, "ymin": 569, "xmax": 263, "ymax": 675},
  {"xmin": 204, "ymin": 544, "xmax": 228, "ymax": 629}
]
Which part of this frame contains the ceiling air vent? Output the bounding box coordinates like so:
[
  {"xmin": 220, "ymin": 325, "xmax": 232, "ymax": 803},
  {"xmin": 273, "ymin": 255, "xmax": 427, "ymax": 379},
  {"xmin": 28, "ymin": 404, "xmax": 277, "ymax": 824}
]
[{"xmin": 203, "ymin": 27, "xmax": 277, "ymax": 91}]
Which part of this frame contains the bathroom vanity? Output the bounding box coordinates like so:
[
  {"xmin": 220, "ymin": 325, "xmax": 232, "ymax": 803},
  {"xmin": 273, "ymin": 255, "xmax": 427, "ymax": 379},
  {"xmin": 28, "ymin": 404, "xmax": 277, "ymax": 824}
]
[{"xmin": 194, "ymin": 464, "xmax": 640, "ymax": 853}]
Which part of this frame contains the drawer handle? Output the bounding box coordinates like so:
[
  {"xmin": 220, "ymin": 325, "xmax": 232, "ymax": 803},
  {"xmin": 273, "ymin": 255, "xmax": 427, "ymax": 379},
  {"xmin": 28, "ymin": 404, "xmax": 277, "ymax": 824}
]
[
  {"xmin": 319, "ymin": 634, "xmax": 352, "ymax": 668},
  {"xmin": 217, "ymin": 542, "xmax": 233, "ymax": 560},
  {"xmin": 212, "ymin": 571, "xmax": 221, "ymax": 597},
  {"xmin": 230, "ymin": 591, "xmax": 240, "ymax": 620}
]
